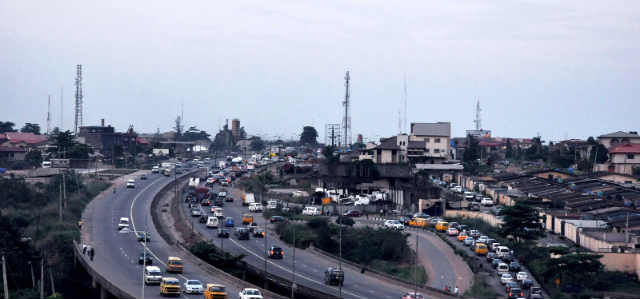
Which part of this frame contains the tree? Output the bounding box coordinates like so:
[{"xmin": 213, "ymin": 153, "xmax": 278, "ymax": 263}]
[
  {"xmin": 50, "ymin": 130, "xmax": 75, "ymax": 157},
  {"xmin": 525, "ymin": 136, "xmax": 548, "ymax": 161},
  {"xmin": 499, "ymin": 202, "xmax": 544, "ymax": 243},
  {"xmin": 182, "ymin": 126, "xmax": 211, "ymax": 141},
  {"xmin": 463, "ymin": 135, "xmax": 481, "ymax": 174},
  {"xmin": 505, "ymin": 138, "xmax": 513, "ymax": 159},
  {"xmin": 587, "ymin": 137, "xmax": 608, "ymax": 164},
  {"xmin": 173, "ymin": 116, "xmax": 183, "ymax": 140},
  {"xmin": 299, "ymin": 126, "xmax": 318, "ymax": 145},
  {"xmin": 250, "ymin": 137, "xmax": 265, "ymax": 151},
  {"xmin": 0, "ymin": 121, "xmax": 17, "ymax": 133},
  {"xmin": 25, "ymin": 150, "xmax": 42, "ymax": 168},
  {"xmin": 20, "ymin": 123, "xmax": 41, "ymax": 135},
  {"xmin": 543, "ymin": 252, "xmax": 604, "ymax": 292}
]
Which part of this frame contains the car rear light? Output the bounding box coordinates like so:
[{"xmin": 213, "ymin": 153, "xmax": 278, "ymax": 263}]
[
  {"xmin": 270, "ymin": 251, "xmax": 274, "ymax": 255},
  {"xmin": 520, "ymin": 292, "xmax": 524, "ymax": 297}
]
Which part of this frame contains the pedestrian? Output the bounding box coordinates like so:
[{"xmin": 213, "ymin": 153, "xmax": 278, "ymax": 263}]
[
  {"xmin": 454, "ymin": 286, "xmax": 459, "ymax": 296},
  {"xmin": 82, "ymin": 244, "xmax": 87, "ymax": 255},
  {"xmin": 89, "ymin": 247, "xmax": 95, "ymax": 261}
]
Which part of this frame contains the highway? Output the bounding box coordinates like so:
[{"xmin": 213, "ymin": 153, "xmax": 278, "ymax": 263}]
[
  {"xmin": 80, "ymin": 166, "xmax": 250, "ymax": 299},
  {"xmin": 184, "ymin": 179, "xmax": 450, "ymax": 299}
]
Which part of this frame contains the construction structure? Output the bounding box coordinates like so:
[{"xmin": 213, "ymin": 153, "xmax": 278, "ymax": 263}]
[
  {"xmin": 325, "ymin": 123, "xmax": 341, "ymax": 148},
  {"xmin": 342, "ymin": 71, "xmax": 351, "ymax": 149},
  {"xmin": 232, "ymin": 118, "xmax": 241, "ymax": 140},
  {"xmin": 74, "ymin": 64, "xmax": 83, "ymax": 135}
]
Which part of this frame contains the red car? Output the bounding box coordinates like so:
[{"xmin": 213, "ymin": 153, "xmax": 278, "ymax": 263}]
[{"xmin": 343, "ymin": 210, "xmax": 361, "ymax": 217}]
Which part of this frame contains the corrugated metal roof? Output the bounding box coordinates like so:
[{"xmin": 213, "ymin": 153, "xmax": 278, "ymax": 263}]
[{"xmin": 599, "ymin": 131, "xmax": 640, "ymax": 138}]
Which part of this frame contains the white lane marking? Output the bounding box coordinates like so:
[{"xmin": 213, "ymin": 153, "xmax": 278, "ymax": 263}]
[{"xmin": 229, "ymin": 238, "xmax": 364, "ymax": 299}]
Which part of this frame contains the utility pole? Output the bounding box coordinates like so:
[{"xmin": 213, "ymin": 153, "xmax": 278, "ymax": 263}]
[
  {"xmin": 291, "ymin": 224, "xmax": 296, "ymax": 299},
  {"xmin": 58, "ymin": 183, "xmax": 63, "ymax": 222},
  {"xmin": 263, "ymin": 218, "xmax": 268, "ymax": 289},
  {"xmin": 29, "ymin": 261, "xmax": 35, "ymax": 289},
  {"xmin": 62, "ymin": 173, "xmax": 66, "ymax": 208},
  {"xmin": 338, "ymin": 188, "xmax": 343, "ymax": 298},
  {"xmin": 40, "ymin": 257, "xmax": 43, "ymax": 299},
  {"xmin": 48, "ymin": 268, "xmax": 55, "ymax": 295},
  {"xmin": 2, "ymin": 255, "xmax": 8, "ymax": 299}
]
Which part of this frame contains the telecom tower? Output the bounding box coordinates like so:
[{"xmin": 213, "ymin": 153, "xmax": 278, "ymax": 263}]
[
  {"xmin": 47, "ymin": 95, "xmax": 51, "ymax": 135},
  {"xmin": 325, "ymin": 124, "xmax": 341, "ymax": 148},
  {"xmin": 342, "ymin": 71, "xmax": 351, "ymax": 149},
  {"xmin": 473, "ymin": 99, "xmax": 482, "ymax": 130},
  {"xmin": 74, "ymin": 64, "xmax": 83, "ymax": 135}
]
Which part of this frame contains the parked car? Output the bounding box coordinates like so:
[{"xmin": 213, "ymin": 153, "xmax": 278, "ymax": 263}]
[
  {"xmin": 480, "ymin": 197, "xmax": 494, "ymax": 206},
  {"xmin": 343, "ymin": 210, "xmax": 361, "ymax": 217},
  {"xmin": 217, "ymin": 229, "xmax": 230, "ymax": 238},
  {"xmin": 302, "ymin": 206, "xmax": 321, "ymax": 216}
]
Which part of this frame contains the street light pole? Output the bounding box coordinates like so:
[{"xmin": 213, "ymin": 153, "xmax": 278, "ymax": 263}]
[
  {"xmin": 414, "ymin": 230, "xmax": 418, "ymax": 296},
  {"xmin": 264, "ymin": 218, "xmax": 268, "ymax": 289},
  {"xmin": 291, "ymin": 223, "xmax": 296, "ymax": 299},
  {"xmin": 338, "ymin": 185, "xmax": 343, "ymax": 298}
]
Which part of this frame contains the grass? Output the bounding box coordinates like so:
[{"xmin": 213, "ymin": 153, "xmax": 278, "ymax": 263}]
[{"xmin": 369, "ymin": 260, "xmax": 428, "ymax": 285}]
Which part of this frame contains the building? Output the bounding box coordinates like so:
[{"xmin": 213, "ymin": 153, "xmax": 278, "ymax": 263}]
[
  {"xmin": 605, "ymin": 144, "xmax": 640, "ymax": 175},
  {"xmin": 465, "ymin": 129, "xmax": 492, "ymax": 138},
  {"xmin": 232, "ymin": 119, "xmax": 240, "ymax": 140},
  {"xmin": 408, "ymin": 122, "xmax": 452, "ymax": 163},
  {"xmin": 598, "ymin": 131, "xmax": 640, "ymax": 150},
  {"xmin": 77, "ymin": 121, "xmax": 142, "ymax": 157},
  {"xmin": 0, "ymin": 132, "xmax": 48, "ymax": 149}
]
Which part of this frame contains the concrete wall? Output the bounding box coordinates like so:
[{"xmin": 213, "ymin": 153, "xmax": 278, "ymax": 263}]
[
  {"xmin": 445, "ymin": 210, "xmax": 503, "ymax": 227},
  {"xmin": 600, "ymin": 252, "xmax": 640, "ymax": 279}
]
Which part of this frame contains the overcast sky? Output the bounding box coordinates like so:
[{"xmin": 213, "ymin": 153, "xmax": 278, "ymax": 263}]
[{"xmin": 1, "ymin": 1, "xmax": 639, "ymax": 142}]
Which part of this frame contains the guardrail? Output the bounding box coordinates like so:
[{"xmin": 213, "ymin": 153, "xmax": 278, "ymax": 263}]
[{"xmin": 73, "ymin": 240, "xmax": 136, "ymax": 299}]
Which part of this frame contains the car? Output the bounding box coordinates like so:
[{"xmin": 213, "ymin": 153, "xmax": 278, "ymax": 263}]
[
  {"xmin": 238, "ymin": 288, "xmax": 263, "ymax": 299},
  {"xmin": 468, "ymin": 230, "xmax": 480, "ymax": 238},
  {"xmin": 126, "ymin": 179, "xmax": 135, "ymax": 188},
  {"xmin": 234, "ymin": 227, "xmax": 250, "ymax": 240},
  {"xmin": 224, "ymin": 217, "xmax": 235, "ymax": 227},
  {"xmin": 136, "ymin": 231, "xmax": 151, "ymax": 242},
  {"xmin": 225, "ymin": 196, "xmax": 234, "ymax": 202},
  {"xmin": 248, "ymin": 222, "xmax": 258, "ymax": 232},
  {"xmin": 447, "ymin": 227, "xmax": 459, "ymax": 236},
  {"xmin": 140, "ymin": 174, "xmax": 147, "ymax": 180},
  {"xmin": 166, "ymin": 256, "xmax": 184, "ymax": 273},
  {"xmin": 151, "ymin": 166, "xmax": 160, "ymax": 174},
  {"xmin": 143, "ymin": 266, "xmax": 162, "ymax": 285},
  {"xmin": 507, "ymin": 287, "xmax": 523, "ymax": 299},
  {"xmin": 218, "ymin": 229, "xmax": 230, "ymax": 238},
  {"xmin": 457, "ymin": 232, "xmax": 468, "ymax": 241},
  {"xmin": 474, "ymin": 243, "xmax": 488, "ymax": 255},
  {"xmin": 138, "ymin": 250, "xmax": 153, "ymax": 265},
  {"xmin": 249, "ymin": 203, "xmax": 264, "ymax": 212},
  {"xmin": 505, "ymin": 281, "xmax": 519, "ymax": 293},
  {"xmin": 529, "ymin": 286, "xmax": 544, "ymax": 298},
  {"xmin": 212, "ymin": 207, "xmax": 224, "ymax": 218},
  {"xmin": 160, "ymin": 277, "xmax": 181, "ymax": 296},
  {"xmin": 399, "ymin": 216, "xmax": 412, "ymax": 226},
  {"xmin": 480, "ymin": 197, "xmax": 494, "ymax": 206},
  {"xmin": 191, "ymin": 208, "xmax": 202, "ymax": 217},
  {"xmin": 500, "ymin": 273, "xmax": 513, "ymax": 284},
  {"xmin": 253, "ymin": 228, "xmax": 265, "ymax": 238},
  {"xmin": 266, "ymin": 200, "xmax": 278, "ymax": 210},
  {"xmin": 401, "ymin": 292, "xmax": 425, "ymax": 299},
  {"xmin": 302, "ymin": 206, "xmax": 321, "ymax": 216},
  {"xmin": 477, "ymin": 235, "xmax": 489, "ymax": 244},
  {"xmin": 204, "ymin": 284, "xmax": 227, "ymax": 299},
  {"xmin": 343, "ymin": 210, "xmax": 361, "ymax": 217},
  {"xmin": 384, "ymin": 219, "xmax": 404, "ymax": 230},
  {"xmin": 324, "ymin": 267, "xmax": 344, "ymax": 286},
  {"xmin": 183, "ymin": 279, "xmax": 203, "ymax": 294},
  {"xmin": 501, "ymin": 253, "xmax": 515, "ymax": 263},
  {"xmin": 521, "ymin": 279, "xmax": 533, "ymax": 290},
  {"xmin": 267, "ymin": 246, "xmax": 284, "ymax": 259},
  {"xmin": 118, "ymin": 217, "xmax": 129, "ymax": 230},
  {"xmin": 491, "ymin": 258, "xmax": 503, "ymax": 268},
  {"xmin": 515, "ymin": 271, "xmax": 528, "ymax": 281},
  {"xmin": 270, "ymin": 216, "xmax": 286, "ymax": 223},
  {"xmin": 486, "ymin": 252, "xmax": 497, "ymax": 262},
  {"xmin": 464, "ymin": 237, "xmax": 475, "ymax": 246},
  {"xmin": 509, "ymin": 261, "xmax": 521, "ymax": 272}
]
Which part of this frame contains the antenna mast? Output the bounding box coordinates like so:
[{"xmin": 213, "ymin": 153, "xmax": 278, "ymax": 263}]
[
  {"xmin": 342, "ymin": 71, "xmax": 351, "ymax": 149},
  {"xmin": 473, "ymin": 98, "xmax": 482, "ymax": 130},
  {"xmin": 74, "ymin": 64, "xmax": 83, "ymax": 135},
  {"xmin": 60, "ymin": 87, "xmax": 63, "ymax": 130},
  {"xmin": 47, "ymin": 95, "xmax": 51, "ymax": 135},
  {"xmin": 403, "ymin": 73, "xmax": 408, "ymax": 133}
]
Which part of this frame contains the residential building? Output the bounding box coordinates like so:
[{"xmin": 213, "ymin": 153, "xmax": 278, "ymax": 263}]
[
  {"xmin": 0, "ymin": 132, "xmax": 48, "ymax": 149},
  {"xmin": 409, "ymin": 122, "xmax": 451, "ymax": 162},
  {"xmin": 606, "ymin": 144, "xmax": 640, "ymax": 175},
  {"xmin": 598, "ymin": 131, "xmax": 640, "ymax": 150}
]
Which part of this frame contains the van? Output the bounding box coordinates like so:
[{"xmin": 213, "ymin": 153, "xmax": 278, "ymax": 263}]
[
  {"xmin": 475, "ymin": 243, "xmax": 488, "ymax": 255},
  {"xmin": 118, "ymin": 217, "xmax": 129, "ymax": 230},
  {"xmin": 496, "ymin": 262, "xmax": 509, "ymax": 275},
  {"xmin": 212, "ymin": 207, "xmax": 224, "ymax": 218},
  {"xmin": 496, "ymin": 246, "xmax": 511, "ymax": 258},
  {"xmin": 204, "ymin": 283, "xmax": 227, "ymax": 299},
  {"xmin": 166, "ymin": 257, "xmax": 184, "ymax": 273},
  {"xmin": 242, "ymin": 193, "xmax": 255, "ymax": 206},
  {"xmin": 242, "ymin": 214, "xmax": 253, "ymax": 225},
  {"xmin": 206, "ymin": 216, "xmax": 219, "ymax": 228},
  {"xmin": 42, "ymin": 161, "xmax": 51, "ymax": 168},
  {"xmin": 143, "ymin": 266, "xmax": 162, "ymax": 285},
  {"xmin": 160, "ymin": 277, "xmax": 181, "ymax": 296},
  {"xmin": 266, "ymin": 200, "xmax": 278, "ymax": 210},
  {"xmin": 435, "ymin": 221, "xmax": 449, "ymax": 232}
]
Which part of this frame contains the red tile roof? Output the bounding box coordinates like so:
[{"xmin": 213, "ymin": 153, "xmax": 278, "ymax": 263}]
[
  {"xmin": 2, "ymin": 132, "xmax": 48, "ymax": 145},
  {"xmin": 609, "ymin": 144, "xmax": 640, "ymax": 154}
]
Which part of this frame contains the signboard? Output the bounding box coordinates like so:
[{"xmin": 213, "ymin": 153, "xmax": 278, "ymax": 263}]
[
  {"xmin": 51, "ymin": 158, "xmax": 70, "ymax": 168},
  {"xmin": 321, "ymin": 197, "xmax": 332, "ymax": 205}
]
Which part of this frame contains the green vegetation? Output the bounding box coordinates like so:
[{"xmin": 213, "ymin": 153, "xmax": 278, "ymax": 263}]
[
  {"xmin": 0, "ymin": 174, "xmax": 110, "ymax": 298},
  {"xmin": 299, "ymin": 126, "xmax": 318, "ymax": 145},
  {"xmin": 464, "ymin": 275, "xmax": 499, "ymax": 299},
  {"xmin": 275, "ymin": 217, "xmax": 427, "ymax": 284},
  {"xmin": 499, "ymin": 202, "xmax": 545, "ymax": 243}
]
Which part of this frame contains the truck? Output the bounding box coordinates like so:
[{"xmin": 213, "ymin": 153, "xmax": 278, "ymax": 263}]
[{"xmin": 242, "ymin": 193, "xmax": 255, "ymax": 206}]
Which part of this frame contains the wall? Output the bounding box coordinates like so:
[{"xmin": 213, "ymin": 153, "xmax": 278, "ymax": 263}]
[
  {"xmin": 445, "ymin": 210, "xmax": 503, "ymax": 227},
  {"xmin": 599, "ymin": 174, "xmax": 639, "ymax": 184},
  {"xmin": 600, "ymin": 252, "xmax": 640, "ymax": 279}
]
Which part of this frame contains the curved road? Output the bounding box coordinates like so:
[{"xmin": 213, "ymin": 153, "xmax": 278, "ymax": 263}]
[{"xmin": 80, "ymin": 166, "xmax": 250, "ymax": 299}]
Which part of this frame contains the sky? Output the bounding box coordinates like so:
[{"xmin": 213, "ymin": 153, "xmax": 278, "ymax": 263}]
[{"xmin": 1, "ymin": 0, "xmax": 639, "ymax": 143}]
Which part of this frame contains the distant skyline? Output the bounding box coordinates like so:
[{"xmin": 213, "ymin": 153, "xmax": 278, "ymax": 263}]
[{"xmin": 1, "ymin": 1, "xmax": 638, "ymax": 142}]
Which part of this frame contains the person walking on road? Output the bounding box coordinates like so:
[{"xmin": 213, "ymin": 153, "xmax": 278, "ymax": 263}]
[
  {"xmin": 89, "ymin": 247, "xmax": 95, "ymax": 261},
  {"xmin": 82, "ymin": 244, "xmax": 87, "ymax": 255}
]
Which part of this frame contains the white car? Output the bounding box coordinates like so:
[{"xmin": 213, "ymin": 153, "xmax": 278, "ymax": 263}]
[
  {"xmin": 126, "ymin": 179, "xmax": 135, "ymax": 188},
  {"xmin": 239, "ymin": 288, "xmax": 263, "ymax": 299},
  {"xmin": 384, "ymin": 220, "xmax": 404, "ymax": 230},
  {"xmin": 249, "ymin": 203, "xmax": 264, "ymax": 212},
  {"xmin": 143, "ymin": 266, "xmax": 162, "ymax": 285},
  {"xmin": 183, "ymin": 279, "xmax": 203, "ymax": 294},
  {"xmin": 266, "ymin": 200, "xmax": 278, "ymax": 210},
  {"xmin": 516, "ymin": 271, "xmax": 528, "ymax": 281},
  {"xmin": 118, "ymin": 217, "xmax": 129, "ymax": 230},
  {"xmin": 212, "ymin": 207, "xmax": 224, "ymax": 218},
  {"xmin": 302, "ymin": 207, "xmax": 321, "ymax": 216},
  {"xmin": 500, "ymin": 273, "xmax": 513, "ymax": 284},
  {"xmin": 447, "ymin": 227, "xmax": 459, "ymax": 236},
  {"xmin": 151, "ymin": 166, "xmax": 159, "ymax": 173},
  {"xmin": 480, "ymin": 197, "xmax": 494, "ymax": 206}
]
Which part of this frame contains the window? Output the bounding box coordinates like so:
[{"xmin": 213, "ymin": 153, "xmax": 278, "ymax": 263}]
[
  {"xmin": 435, "ymin": 138, "xmax": 441, "ymax": 143},
  {"xmin": 425, "ymin": 148, "xmax": 430, "ymax": 153},
  {"xmin": 425, "ymin": 138, "xmax": 430, "ymax": 143},
  {"xmin": 434, "ymin": 149, "xmax": 440, "ymax": 153},
  {"xmin": 628, "ymin": 154, "xmax": 635, "ymax": 159}
]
